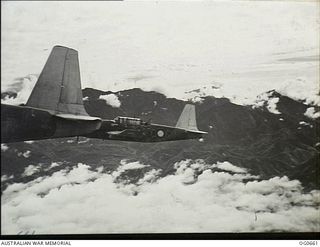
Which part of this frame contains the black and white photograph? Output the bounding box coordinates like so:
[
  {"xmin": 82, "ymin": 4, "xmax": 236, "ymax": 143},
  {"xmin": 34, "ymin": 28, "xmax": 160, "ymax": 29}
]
[{"xmin": 1, "ymin": 0, "xmax": 319, "ymax": 239}]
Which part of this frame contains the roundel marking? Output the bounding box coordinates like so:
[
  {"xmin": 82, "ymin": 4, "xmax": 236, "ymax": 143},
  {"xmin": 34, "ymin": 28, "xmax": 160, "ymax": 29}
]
[{"xmin": 157, "ymin": 130, "xmax": 165, "ymax": 137}]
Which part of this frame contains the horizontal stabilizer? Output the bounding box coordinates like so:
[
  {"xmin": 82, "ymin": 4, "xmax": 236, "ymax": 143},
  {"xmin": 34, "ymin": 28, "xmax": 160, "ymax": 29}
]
[
  {"xmin": 55, "ymin": 114, "xmax": 101, "ymax": 121},
  {"xmin": 176, "ymin": 104, "xmax": 200, "ymax": 131},
  {"xmin": 107, "ymin": 130, "xmax": 126, "ymax": 135},
  {"xmin": 185, "ymin": 129, "xmax": 207, "ymax": 134}
]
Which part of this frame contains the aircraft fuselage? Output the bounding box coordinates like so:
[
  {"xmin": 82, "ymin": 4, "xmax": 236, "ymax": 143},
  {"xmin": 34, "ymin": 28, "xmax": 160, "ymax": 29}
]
[
  {"xmin": 1, "ymin": 104, "xmax": 101, "ymax": 143},
  {"xmin": 85, "ymin": 118, "xmax": 203, "ymax": 142},
  {"xmin": 1, "ymin": 104, "xmax": 204, "ymax": 143}
]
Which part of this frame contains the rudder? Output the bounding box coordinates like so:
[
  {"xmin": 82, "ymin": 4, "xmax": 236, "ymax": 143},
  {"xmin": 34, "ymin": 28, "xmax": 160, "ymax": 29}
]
[
  {"xmin": 176, "ymin": 104, "xmax": 199, "ymax": 131},
  {"xmin": 26, "ymin": 46, "xmax": 88, "ymax": 116}
]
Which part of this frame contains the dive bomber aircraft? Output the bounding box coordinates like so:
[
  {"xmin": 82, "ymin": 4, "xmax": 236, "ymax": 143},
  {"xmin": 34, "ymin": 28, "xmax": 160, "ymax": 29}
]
[{"xmin": 1, "ymin": 46, "xmax": 207, "ymax": 143}]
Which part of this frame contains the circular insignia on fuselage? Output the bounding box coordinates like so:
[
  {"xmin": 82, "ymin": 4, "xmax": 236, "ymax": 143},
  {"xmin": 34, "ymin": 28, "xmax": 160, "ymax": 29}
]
[{"xmin": 157, "ymin": 130, "xmax": 165, "ymax": 137}]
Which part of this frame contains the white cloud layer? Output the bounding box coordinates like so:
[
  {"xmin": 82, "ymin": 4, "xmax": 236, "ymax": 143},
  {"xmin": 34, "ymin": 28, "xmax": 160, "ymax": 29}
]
[
  {"xmin": 99, "ymin": 94, "xmax": 121, "ymax": 108},
  {"xmin": 2, "ymin": 160, "xmax": 319, "ymax": 234},
  {"xmin": 278, "ymin": 78, "xmax": 320, "ymax": 106},
  {"xmin": 1, "ymin": 1, "xmax": 318, "ymax": 106}
]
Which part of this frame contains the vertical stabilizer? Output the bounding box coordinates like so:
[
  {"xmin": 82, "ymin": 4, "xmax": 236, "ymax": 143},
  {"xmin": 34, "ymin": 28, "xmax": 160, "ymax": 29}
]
[
  {"xmin": 176, "ymin": 104, "xmax": 199, "ymax": 131},
  {"xmin": 26, "ymin": 46, "xmax": 88, "ymax": 116}
]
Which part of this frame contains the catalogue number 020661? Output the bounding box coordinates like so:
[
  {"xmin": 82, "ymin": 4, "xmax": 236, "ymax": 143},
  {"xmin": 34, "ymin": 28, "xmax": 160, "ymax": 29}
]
[{"xmin": 299, "ymin": 241, "xmax": 318, "ymax": 246}]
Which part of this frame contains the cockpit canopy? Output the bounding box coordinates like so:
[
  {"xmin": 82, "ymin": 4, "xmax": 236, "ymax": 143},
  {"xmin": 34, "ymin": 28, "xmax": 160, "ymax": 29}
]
[{"xmin": 114, "ymin": 116, "xmax": 143, "ymax": 126}]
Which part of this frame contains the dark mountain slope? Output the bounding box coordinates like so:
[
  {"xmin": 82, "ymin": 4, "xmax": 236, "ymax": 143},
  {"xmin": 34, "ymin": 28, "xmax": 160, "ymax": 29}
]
[{"xmin": 1, "ymin": 87, "xmax": 319, "ymax": 191}]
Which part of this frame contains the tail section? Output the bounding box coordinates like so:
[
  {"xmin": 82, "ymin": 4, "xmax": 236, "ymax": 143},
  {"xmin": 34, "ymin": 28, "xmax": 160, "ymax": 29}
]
[
  {"xmin": 176, "ymin": 104, "xmax": 199, "ymax": 131},
  {"xmin": 26, "ymin": 45, "xmax": 88, "ymax": 116}
]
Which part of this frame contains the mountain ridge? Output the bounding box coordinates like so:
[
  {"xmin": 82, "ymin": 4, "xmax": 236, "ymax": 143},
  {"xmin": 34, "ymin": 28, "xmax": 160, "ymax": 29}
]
[{"xmin": 1, "ymin": 87, "xmax": 319, "ymax": 191}]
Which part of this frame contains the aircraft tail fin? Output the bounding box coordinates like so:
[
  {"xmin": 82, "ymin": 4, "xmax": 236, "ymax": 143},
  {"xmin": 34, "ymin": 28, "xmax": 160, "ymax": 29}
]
[
  {"xmin": 26, "ymin": 45, "xmax": 88, "ymax": 116},
  {"xmin": 175, "ymin": 104, "xmax": 199, "ymax": 131}
]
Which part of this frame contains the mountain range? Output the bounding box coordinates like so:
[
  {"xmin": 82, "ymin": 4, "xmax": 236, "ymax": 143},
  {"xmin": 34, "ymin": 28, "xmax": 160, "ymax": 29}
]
[{"xmin": 1, "ymin": 87, "xmax": 319, "ymax": 191}]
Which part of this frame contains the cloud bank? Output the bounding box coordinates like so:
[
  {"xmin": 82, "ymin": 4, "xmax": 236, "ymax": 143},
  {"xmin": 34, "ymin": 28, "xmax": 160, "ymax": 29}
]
[
  {"xmin": 278, "ymin": 78, "xmax": 320, "ymax": 107},
  {"xmin": 2, "ymin": 159, "xmax": 319, "ymax": 234},
  {"xmin": 2, "ymin": 1, "xmax": 318, "ymax": 107}
]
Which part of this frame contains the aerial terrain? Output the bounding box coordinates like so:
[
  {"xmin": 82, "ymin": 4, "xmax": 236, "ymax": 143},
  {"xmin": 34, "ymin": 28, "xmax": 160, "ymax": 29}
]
[
  {"xmin": 1, "ymin": 0, "xmax": 319, "ymax": 235},
  {"xmin": 1, "ymin": 84, "xmax": 319, "ymax": 234}
]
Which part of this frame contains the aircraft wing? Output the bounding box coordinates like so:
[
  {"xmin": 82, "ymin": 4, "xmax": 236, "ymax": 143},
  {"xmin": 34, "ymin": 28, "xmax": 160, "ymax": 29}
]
[
  {"xmin": 176, "ymin": 128, "xmax": 207, "ymax": 135},
  {"xmin": 55, "ymin": 114, "xmax": 101, "ymax": 121}
]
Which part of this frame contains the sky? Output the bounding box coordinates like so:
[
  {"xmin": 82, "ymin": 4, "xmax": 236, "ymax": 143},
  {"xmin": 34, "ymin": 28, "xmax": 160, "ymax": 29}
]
[{"xmin": 1, "ymin": 1, "xmax": 319, "ymax": 105}]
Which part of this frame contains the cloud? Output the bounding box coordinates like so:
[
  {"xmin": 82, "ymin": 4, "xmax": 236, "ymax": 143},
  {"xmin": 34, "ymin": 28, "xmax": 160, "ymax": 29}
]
[
  {"xmin": 137, "ymin": 169, "xmax": 161, "ymax": 185},
  {"xmin": 22, "ymin": 164, "xmax": 41, "ymax": 177},
  {"xmin": 112, "ymin": 160, "xmax": 152, "ymax": 185},
  {"xmin": 304, "ymin": 107, "xmax": 320, "ymax": 119},
  {"xmin": 77, "ymin": 138, "xmax": 89, "ymax": 144},
  {"xmin": 266, "ymin": 97, "xmax": 280, "ymax": 114},
  {"xmin": 1, "ymin": 175, "xmax": 14, "ymax": 182},
  {"xmin": 1, "ymin": 144, "xmax": 9, "ymax": 152},
  {"xmin": 2, "ymin": 159, "xmax": 319, "ymax": 234},
  {"xmin": 24, "ymin": 141, "xmax": 35, "ymax": 144},
  {"xmin": 47, "ymin": 162, "xmax": 62, "ymax": 170},
  {"xmin": 17, "ymin": 150, "xmax": 31, "ymax": 158},
  {"xmin": 278, "ymin": 78, "xmax": 320, "ymax": 106},
  {"xmin": 127, "ymin": 74, "xmax": 155, "ymax": 82},
  {"xmin": 18, "ymin": 150, "xmax": 31, "ymax": 158},
  {"xmin": 119, "ymin": 160, "xmax": 149, "ymax": 171},
  {"xmin": 99, "ymin": 94, "xmax": 121, "ymax": 108},
  {"xmin": 215, "ymin": 161, "xmax": 247, "ymax": 174},
  {"xmin": 252, "ymin": 92, "xmax": 280, "ymax": 114},
  {"xmin": 1, "ymin": 75, "xmax": 37, "ymax": 105},
  {"xmin": 1, "ymin": 2, "xmax": 318, "ymax": 108},
  {"xmin": 299, "ymin": 121, "xmax": 311, "ymax": 127}
]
